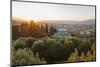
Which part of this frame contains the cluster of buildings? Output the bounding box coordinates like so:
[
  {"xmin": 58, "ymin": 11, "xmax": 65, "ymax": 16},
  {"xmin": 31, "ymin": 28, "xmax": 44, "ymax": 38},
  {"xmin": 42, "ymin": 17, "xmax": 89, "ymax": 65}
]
[{"xmin": 53, "ymin": 24, "xmax": 95, "ymax": 40}]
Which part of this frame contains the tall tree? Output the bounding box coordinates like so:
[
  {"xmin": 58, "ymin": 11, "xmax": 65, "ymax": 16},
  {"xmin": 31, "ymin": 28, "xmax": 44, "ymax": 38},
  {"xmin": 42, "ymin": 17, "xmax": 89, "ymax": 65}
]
[
  {"xmin": 28, "ymin": 20, "xmax": 37, "ymax": 37},
  {"xmin": 45, "ymin": 24, "xmax": 48, "ymax": 34},
  {"xmin": 49, "ymin": 25, "xmax": 56, "ymax": 36},
  {"xmin": 12, "ymin": 25, "xmax": 21, "ymax": 40},
  {"xmin": 20, "ymin": 23, "xmax": 29, "ymax": 37}
]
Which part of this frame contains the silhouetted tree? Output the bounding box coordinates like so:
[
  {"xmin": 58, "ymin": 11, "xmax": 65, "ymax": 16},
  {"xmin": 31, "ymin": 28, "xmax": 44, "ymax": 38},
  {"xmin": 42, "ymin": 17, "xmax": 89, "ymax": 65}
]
[
  {"xmin": 20, "ymin": 23, "xmax": 29, "ymax": 37},
  {"xmin": 49, "ymin": 25, "xmax": 57, "ymax": 36},
  {"xmin": 45, "ymin": 24, "xmax": 48, "ymax": 34},
  {"xmin": 28, "ymin": 20, "xmax": 37, "ymax": 37},
  {"xmin": 12, "ymin": 25, "xmax": 21, "ymax": 40}
]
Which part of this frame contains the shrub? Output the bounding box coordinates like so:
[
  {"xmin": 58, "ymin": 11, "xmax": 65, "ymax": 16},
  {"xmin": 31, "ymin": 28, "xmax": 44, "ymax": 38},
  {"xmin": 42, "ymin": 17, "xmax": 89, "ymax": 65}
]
[
  {"xmin": 13, "ymin": 37, "xmax": 26, "ymax": 50},
  {"xmin": 25, "ymin": 37, "xmax": 36, "ymax": 48},
  {"xmin": 12, "ymin": 48, "xmax": 46, "ymax": 65}
]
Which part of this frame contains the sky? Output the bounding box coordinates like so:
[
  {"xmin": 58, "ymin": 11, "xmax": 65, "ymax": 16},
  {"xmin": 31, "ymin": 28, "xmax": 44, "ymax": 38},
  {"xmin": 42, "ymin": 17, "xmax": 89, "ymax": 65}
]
[{"xmin": 12, "ymin": 1, "xmax": 95, "ymax": 21}]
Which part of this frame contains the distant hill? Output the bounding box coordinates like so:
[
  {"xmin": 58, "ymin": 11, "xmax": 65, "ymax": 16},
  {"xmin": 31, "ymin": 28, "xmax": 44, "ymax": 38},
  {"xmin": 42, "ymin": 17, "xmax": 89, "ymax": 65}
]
[
  {"xmin": 41, "ymin": 19, "xmax": 95, "ymax": 25},
  {"xmin": 80, "ymin": 19, "xmax": 95, "ymax": 25},
  {"xmin": 12, "ymin": 17, "xmax": 95, "ymax": 25}
]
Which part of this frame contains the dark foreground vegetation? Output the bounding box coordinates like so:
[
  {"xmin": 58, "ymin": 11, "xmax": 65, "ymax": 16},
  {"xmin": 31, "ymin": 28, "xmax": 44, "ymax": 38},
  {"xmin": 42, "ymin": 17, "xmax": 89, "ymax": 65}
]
[{"xmin": 12, "ymin": 36, "xmax": 96, "ymax": 65}]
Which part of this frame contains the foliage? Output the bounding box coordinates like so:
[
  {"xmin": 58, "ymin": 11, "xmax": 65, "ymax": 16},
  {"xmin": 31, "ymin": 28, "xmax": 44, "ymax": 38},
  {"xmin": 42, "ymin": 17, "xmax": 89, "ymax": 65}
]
[
  {"xmin": 79, "ymin": 52, "xmax": 87, "ymax": 61},
  {"xmin": 12, "ymin": 36, "xmax": 96, "ymax": 65},
  {"xmin": 32, "ymin": 38, "xmax": 67, "ymax": 63},
  {"xmin": 12, "ymin": 48, "xmax": 46, "ymax": 65},
  {"xmin": 68, "ymin": 48, "xmax": 79, "ymax": 62},
  {"xmin": 25, "ymin": 37, "xmax": 36, "ymax": 48},
  {"xmin": 13, "ymin": 37, "xmax": 26, "ymax": 50},
  {"xmin": 86, "ymin": 51, "xmax": 93, "ymax": 61}
]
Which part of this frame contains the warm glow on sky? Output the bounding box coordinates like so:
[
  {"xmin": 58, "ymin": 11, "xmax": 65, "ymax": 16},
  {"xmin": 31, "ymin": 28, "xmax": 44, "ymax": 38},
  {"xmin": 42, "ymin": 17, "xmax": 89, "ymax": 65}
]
[{"xmin": 12, "ymin": 1, "xmax": 95, "ymax": 21}]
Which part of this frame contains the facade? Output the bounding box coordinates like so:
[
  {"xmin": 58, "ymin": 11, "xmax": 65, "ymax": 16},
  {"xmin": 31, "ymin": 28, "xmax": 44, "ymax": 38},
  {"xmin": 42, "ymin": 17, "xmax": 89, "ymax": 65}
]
[{"xmin": 54, "ymin": 27, "xmax": 69, "ymax": 40}]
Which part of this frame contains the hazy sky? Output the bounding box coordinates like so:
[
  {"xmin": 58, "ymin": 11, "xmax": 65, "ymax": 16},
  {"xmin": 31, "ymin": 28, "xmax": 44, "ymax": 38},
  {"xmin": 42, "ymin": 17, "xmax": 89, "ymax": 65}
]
[{"xmin": 12, "ymin": 1, "xmax": 95, "ymax": 21}]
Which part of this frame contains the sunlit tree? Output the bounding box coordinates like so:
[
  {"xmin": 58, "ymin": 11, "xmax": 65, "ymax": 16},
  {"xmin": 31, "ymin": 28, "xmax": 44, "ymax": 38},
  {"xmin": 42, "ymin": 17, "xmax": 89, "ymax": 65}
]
[
  {"xmin": 68, "ymin": 48, "xmax": 79, "ymax": 62},
  {"xmin": 91, "ymin": 42, "xmax": 96, "ymax": 61},
  {"xmin": 79, "ymin": 52, "xmax": 87, "ymax": 61},
  {"xmin": 86, "ymin": 51, "xmax": 93, "ymax": 61}
]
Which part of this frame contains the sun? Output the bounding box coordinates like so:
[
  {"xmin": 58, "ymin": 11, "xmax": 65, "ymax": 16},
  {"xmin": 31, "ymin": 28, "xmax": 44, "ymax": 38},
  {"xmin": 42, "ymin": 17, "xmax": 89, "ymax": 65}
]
[
  {"xmin": 33, "ymin": 19, "xmax": 40, "ymax": 25},
  {"xmin": 33, "ymin": 19, "xmax": 39, "ymax": 22}
]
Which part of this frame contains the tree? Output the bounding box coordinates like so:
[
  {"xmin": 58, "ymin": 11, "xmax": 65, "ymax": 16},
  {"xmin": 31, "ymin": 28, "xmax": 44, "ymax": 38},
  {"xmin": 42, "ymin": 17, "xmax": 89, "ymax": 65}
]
[
  {"xmin": 92, "ymin": 50, "xmax": 96, "ymax": 61},
  {"xmin": 20, "ymin": 23, "xmax": 29, "ymax": 37},
  {"xmin": 78, "ymin": 39, "xmax": 92, "ymax": 56},
  {"xmin": 68, "ymin": 48, "xmax": 79, "ymax": 62},
  {"xmin": 44, "ymin": 38, "xmax": 67, "ymax": 63},
  {"xmin": 49, "ymin": 26, "xmax": 56, "ymax": 36},
  {"xmin": 13, "ymin": 37, "xmax": 26, "ymax": 50},
  {"xmin": 86, "ymin": 51, "xmax": 93, "ymax": 61},
  {"xmin": 79, "ymin": 52, "xmax": 87, "ymax": 61},
  {"xmin": 68, "ymin": 53, "xmax": 75, "ymax": 62},
  {"xmin": 12, "ymin": 25, "xmax": 21, "ymax": 40},
  {"xmin": 32, "ymin": 40, "xmax": 45, "ymax": 56},
  {"xmin": 45, "ymin": 24, "xmax": 48, "ymax": 34},
  {"xmin": 91, "ymin": 42, "xmax": 96, "ymax": 61},
  {"xmin": 32, "ymin": 38, "xmax": 68, "ymax": 63},
  {"xmin": 41, "ymin": 24, "xmax": 45, "ymax": 32},
  {"xmin": 12, "ymin": 48, "xmax": 46, "ymax": 65},
  {"xmin": 29, "ymin": 20, "xmax": 35, "ymax": 35},
  {"xmin": 28, "ymin": 20, "xmax": 47, "ymax": 38},
  {"xmin": 25, "ymin": 37, "xmax": 36, "ymax": 48},
  {"xmin": 72, "ymin": 37, "xmax": 81, "ymax": 48},
  {"xmin": 91, "ymin": 42, "xmax": 96, "ymax": 54}
]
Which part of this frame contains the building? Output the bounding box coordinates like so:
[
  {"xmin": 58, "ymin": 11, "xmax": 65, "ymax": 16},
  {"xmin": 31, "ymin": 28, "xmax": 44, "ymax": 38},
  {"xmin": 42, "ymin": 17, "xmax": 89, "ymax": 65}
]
[{"xmin": 53, "ymin": 26, "xmax": 69, "ymax": 40}]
